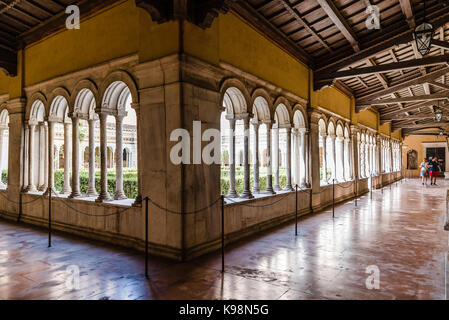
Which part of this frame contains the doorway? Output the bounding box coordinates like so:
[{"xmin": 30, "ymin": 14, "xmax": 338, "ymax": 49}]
[{"xmin": 426, "ymin": 147, "xmax": 446, "ymax": 176}]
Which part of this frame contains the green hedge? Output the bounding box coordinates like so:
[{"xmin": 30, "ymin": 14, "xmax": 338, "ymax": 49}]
[
  {"xmin": 221, "ymin": 167, "xmax": 287, "ymax": 195},
  {"xmin": 53, "ymin": 168, "xmax": 138, "ymax": 199},
  {"xmin": 1, "ymin": 170, "xmax": 7, "ymax": 184}
]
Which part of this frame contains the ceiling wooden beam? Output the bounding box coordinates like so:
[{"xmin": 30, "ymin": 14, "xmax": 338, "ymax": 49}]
[
  {"xmin": 431, "ymin": 39, "xmax": 449, "ymax": 51},
  {"xmin": 315, "ymin": 11, "xmax": 449, "ymax": 74},
  {"xmin": 356, "ymin": 67, "xmax": 449, "ymax": 101},
  {"xmin": 316, "ymin": 0, "xmax": 359, "ymax": 51},
  {"xmin": 358, "ymin": 92, "xmax": 449, "ymax": 107},
  {"xmin": 399, "ymin": 0, "xmax": 415, "ymax": 28},
  {"xmin": 428, "ymin": 80, "xmax": 449, "ymax": 91},
  {"xmin": 380, "ymin": 100, "xmax": 447, "ymax": 119},
  {"xmin": 393, "ymin": 122, "xmax": 449, "ymax": 130},
  {"xmin": 277, "ymin": 0, "xmax": 333, "ymax": 53},
  {"xmin": 316, "ymin": 54, "xmax": 449, "ymax": 82}
]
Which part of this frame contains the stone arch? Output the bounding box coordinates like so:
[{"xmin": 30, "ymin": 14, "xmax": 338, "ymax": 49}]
[
  {"xmin": 274, "ymin": 103, "xmax": 290, "ymax": 127},
  {"xmin": 318, "ymin": 118, "xmax": 327, "ymax": 134},
  {"xmin": 250, "ymin": 88, "xmax": 273, "ymax": 118},
  {"xmin": 327, "ymin": 121, "xmax": 335, "ymax": 135},
  {"xmin": 70, "ymin": 79, "xmax": 99, "ymax": 114},
  {"xmin": 273, "ymin": 96, "xmax": 291, "ymax": 122},
  {"xmin": 336, "ymin": 123, "xmax": 344, "ymax": 137},
  {"xmin": 0, "ymin": 109, "xmax": 9, "ymax": 126},
  {"xmin": 252, "ymin": 96, "xmax": 271, "ymax": 122},
  {"xmin": 293, "ymin": 109, "xmax": 306, "ymax": 129},
  {"xmin": 292, "ymin": 104, "xmax": 308, "ymax": 128},
  {"xmin": 220, "ymin": 78, "xmax": 250, "ymax": 115},
  {"xmin": 49, "ymin": 94, "xmax": 70, "ymax": 123},
  {"xmin": 26, "ymin": 92, "xmax": 47, "ymax": 122},
  {"xmin": 98, "ymin": 70, "xmax": 139, "ymax": 112}
]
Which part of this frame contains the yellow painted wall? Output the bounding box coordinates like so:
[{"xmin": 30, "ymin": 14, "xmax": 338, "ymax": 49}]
[
  {"xmin": 0, "ymin": 73, "xmax": 9, "ymax": 96},
  {"xmin": 0, "ymin": 1, "xmax": 394, "ymax": 141},
  {"xmin": 217, "ymin": 13, "xmax": 310, "ymax": 101},
  {"xmin": 402, "ymin": 134, "xmax": 447, "ymax": 177},
  {"xmin": 379, "ymin": 123, "xmax": 392, "ymax": 136}
]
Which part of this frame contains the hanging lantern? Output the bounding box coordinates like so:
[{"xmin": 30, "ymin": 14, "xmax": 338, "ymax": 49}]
[
  {"xmin": 435, "ymin": 106, "xmax": 443, "ymax": 122},
  {"xmin": 414, "ymin": 21, "xmax": 434, "ymax": 56}
]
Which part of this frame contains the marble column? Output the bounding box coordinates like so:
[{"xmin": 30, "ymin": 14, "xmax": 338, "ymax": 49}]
[
  {"xmin": 226, "ymin": 118, "xmax": 238, "ymax": 198},
  {"xmin": 131, "ymin": 104, "xmax": 142, "ymax": 206},
  {"xmin": 40, "ymin": 123, "xmax": 48, "ymax": 191},
  {"xmin": 320, "ymin": 133, "xmax": 327, "ymax": 183},
  {"xmin": 273, "ymin": 127, "xmax": 280, "ymax": 191},
  {"xmin": 45, "ymin": 121, "xmax": 55, "ymax": 194},
  {"xmin": 285, "ymin": 127, "xmax": 293, "ymax": 191},
  {"xmin": 69, "ymin": 117, "xmax": 82, "ymax": 198},
  {"xmin": 23, "ymin": 125, "xmax": 29, "ymax": 191},
  {"xmin": 265, "ymin": 122, "xmax": 275, "ymax": 194},
  {"xmin": 87, "ymin": 119, "xmax": 98, "ymax": 197},
  {"xmin": 240, "ymin": 117, "xmax": 253, "ymax": 199},
  {"xmin": 114, "ymin": 114, "xmax": 127, "ymax": 200},
  {"xmin": 38, "ymin": 123, "xmax": 45, "ymax": 191},
  {"xmin": 96, "ymin": 113, "xmax": 111, "ymax": 202},
  {"xmin": 252, "ymin": 122, "xmax": 260, "ymax": 193},
  {"xmin": 300, "ymin": 130, "xmax": 306, "ymax": 187},
  {"xmin": 61, "ymin": 122, "xmax": 72, "ymax": 194},
  {"xmin": 304, "ymin": 131, "xmax": 310, "ymax": 187},
  {"xmin": 350, "ymin": 127, "xmax": 359, "ymax": 182},
  {"xmin": 0, "ymin": 128, "xmax": 5, "ymax": 188},
  {"xmin": 336, "ymin": 136, "xmax": 344, "ymax": 182},
  {"xmin": 330, "ymin": 134, "xmax": 336, "ymax": 181},
  {"xmin": 344, "ymin": 138, "xmax": 350, "ymax": 181},
  {"xmin": 26, "ymin": 123, "xmax": 38, "ymax": 192},
  {"xmin": 292, "ymin": 129, "xmax": 299, "ymax": 186}
]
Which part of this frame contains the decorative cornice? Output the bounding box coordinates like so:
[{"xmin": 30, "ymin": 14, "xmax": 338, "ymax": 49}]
[{"xmin": 136, "ymin": 0, "xmax": 236, "ymax": 29}]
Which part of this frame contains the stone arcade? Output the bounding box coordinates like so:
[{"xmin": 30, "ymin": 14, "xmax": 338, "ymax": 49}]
[{"xmin": 1, "ymin": 0, "xmax": 428, "ymax": 263}]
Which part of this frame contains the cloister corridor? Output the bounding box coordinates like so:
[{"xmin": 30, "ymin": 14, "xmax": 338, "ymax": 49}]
[{"xmin": 0, "ymin": 179, "xmax": 447, "ymax": 300}]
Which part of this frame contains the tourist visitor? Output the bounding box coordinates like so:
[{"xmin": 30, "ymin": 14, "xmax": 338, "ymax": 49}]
[
  {"xmin": 428, "ymin": 157, "xmax": 442, "ymax": 186},
  {"xmin": 420, "ymin": 159, "xmax": 428, "ymax": 185}
]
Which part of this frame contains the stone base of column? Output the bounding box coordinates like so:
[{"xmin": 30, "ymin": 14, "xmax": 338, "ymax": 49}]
[
  {"xmin": 273, "ymin": 184, "xmax": 281, "ymax": 191},
  {"xmin": 114, "ymin": 190, "xmax": 127, "ymax": 200},
  {"xmin": 25, "ymin": 184, "xmax": 38, "ymax": 193},
  {"xmin": 68, "ymin": 190, "xmax": 82, "ymax": 198},
  {"xmin": 252, "ymin": 186, "xmax": 260, "ymax": 193},
  {"xmin": 60, "ymin": 184, "xmax": 72, "ymax": 195},
  {"xmin": 265, "ymin": 187, "xmax": 276, "ymax": 195},
  {"xmin": 132, "ymin": 194, "xmax": 143, "ymax": 207},
  {"xmin": 0, "ymin": 182, "xmax": 6, "ymax": 189},
  {"xmin": 226, "ymin": 189, "xmax": 238, "ymax": 198},
  {"xmin": 43, "ymin": 187, "xmax": 57, "ymax": 196},
  {"xmin": 95, "ymin": 191, "xmax": 111, "ymax": 203},
  {"xmin": 240, "ymin": 190, "xmax": 254, "ymax": 199},
  {"xmin": 283, "ymin": 184, "xmax": 293, "ymax": 192},
  {"xmin": 86, "ymin": 187, "xmax": 98, "ymax": 197},
  {"xmin": 38, "ymin": 184, "xmax": 47, "ymax": 192}
]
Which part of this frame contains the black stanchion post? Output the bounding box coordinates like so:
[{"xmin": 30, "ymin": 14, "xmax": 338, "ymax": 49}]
[
  {"xmin": 17, "ymin": 192, "xmax": 22, "ymax": 223},
  {"xmin": 332, "ymin": 179, "xmax": 335, "ymax": 218},
  {"xmin": 145, "ymin": 196, "xmax": 149, "ymax": 279},
  {"xmin": 354, "ymin": 178, "xmax": 357, "ymax": 207},
  {"xmin": 48, "ymin": 188, "xmax": 52, "ymax": 248},
  {"xmin": 295, "ymin": 184, "xmax": 298, "ymax": 236},
  {"xmin": 221, "ymin": 195, "xmax": 225, "ymax": 273},
  {"xmin": 370, "ymin": 175, "xmax": 373, "ymax": 200}
]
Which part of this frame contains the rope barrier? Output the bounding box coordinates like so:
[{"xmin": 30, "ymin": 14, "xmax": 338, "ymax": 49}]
[
  {"xmin": 53, "ymin": 194, "xmax": 134, "ymax": 217},
  {"xmin": 225, "ymin": 191, "xmax": 292, "ymax": 208},
  {"xmin": 147, "ymin": 195, "xmax": 222, "ymax": 215},
  {"xmin": 0, "ymin": 191, "xmax": 44, "ymax": 205},
  {"xmin": 334, "ymin": 180, "xmax": 356, "ymax": 189}
]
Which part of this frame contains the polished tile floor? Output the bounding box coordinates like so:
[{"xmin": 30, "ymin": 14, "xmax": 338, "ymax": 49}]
[{"xmin": 0, "ymin": 179, "xmax": 448, "ymax": 300}]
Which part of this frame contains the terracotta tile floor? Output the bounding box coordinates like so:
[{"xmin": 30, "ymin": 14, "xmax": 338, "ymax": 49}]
[{"xmin": 0, "ymin": 179, "xmax": 448, "ymax": 300}]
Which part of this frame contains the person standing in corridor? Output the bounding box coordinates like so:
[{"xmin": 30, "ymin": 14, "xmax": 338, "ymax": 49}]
[
  {"xmin": 428, "ymin": 157, "xmax": 442, "ymax": 186},
  {"xmin": 420, "ymin": 158, "xmax": 428, "ymax": 185}
]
